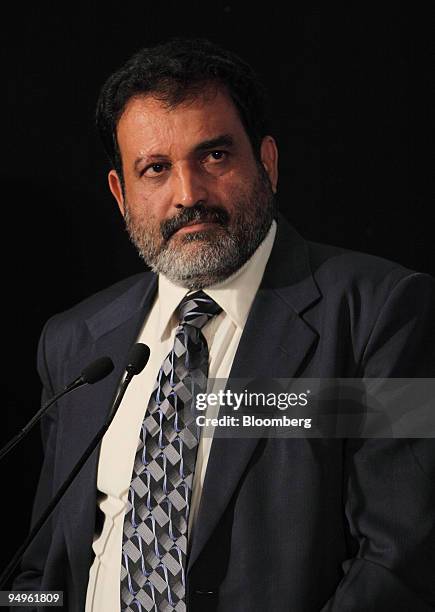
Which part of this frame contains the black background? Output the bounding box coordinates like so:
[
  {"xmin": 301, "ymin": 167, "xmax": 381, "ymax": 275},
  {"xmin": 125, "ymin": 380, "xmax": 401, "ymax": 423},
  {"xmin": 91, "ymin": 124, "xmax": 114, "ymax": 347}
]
[{"xmin": 2, "ymin": 3, "xmax": 433, "ymax": 578}]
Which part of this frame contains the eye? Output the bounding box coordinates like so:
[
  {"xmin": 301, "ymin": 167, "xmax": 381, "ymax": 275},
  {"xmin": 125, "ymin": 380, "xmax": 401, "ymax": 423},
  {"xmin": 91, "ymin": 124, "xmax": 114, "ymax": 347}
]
[
  {"xmin": 206, "ymin": 150, "xmax": 227, "ymax": 162},
  {"xmin": 142, "ymin": 163, "xmax": 169, "ymax": 177}
]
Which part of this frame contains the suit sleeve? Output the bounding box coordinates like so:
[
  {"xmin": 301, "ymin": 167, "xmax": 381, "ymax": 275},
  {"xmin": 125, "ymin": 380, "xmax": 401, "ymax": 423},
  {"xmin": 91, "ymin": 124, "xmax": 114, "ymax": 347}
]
[
  {"xmin": 320, "ymin": 272, "xmax": 435, "ymax": 611},
  {"xmin": 12, "ymin": 317, "xmax": 59, "ymax": 592}
]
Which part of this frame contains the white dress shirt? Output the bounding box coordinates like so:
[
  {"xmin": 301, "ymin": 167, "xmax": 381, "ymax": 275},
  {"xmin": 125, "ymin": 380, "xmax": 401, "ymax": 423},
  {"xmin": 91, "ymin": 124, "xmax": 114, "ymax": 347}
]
[{"xmin": 85, "ymin": 220, "xmax": 277, "ymax": 611}]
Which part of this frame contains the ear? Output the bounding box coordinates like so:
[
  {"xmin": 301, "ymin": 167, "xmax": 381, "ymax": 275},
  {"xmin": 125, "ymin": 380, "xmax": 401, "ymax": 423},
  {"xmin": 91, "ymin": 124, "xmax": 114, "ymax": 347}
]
[
  {"xmin": 260, "ymin": 135, "xmax": 279, "ymax": 193},
  {"xmin": 108, "ymin": 169, "xmax": 125, "ymax": 216}
]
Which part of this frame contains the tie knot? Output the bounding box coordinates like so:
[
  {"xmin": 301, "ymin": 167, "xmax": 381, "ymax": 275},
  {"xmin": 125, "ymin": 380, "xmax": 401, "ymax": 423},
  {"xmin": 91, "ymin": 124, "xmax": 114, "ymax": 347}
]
[{"xmin": 177, "ymin": 290, "xmax": 222, "ymax": 329}]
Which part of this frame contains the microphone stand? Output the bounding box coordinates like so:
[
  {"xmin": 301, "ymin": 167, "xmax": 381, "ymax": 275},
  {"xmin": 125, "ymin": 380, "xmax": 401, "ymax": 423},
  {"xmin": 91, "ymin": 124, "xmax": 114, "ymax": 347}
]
[
  {"xmin": 1, "ymin": 387, "xmax": 82, "ymax": 462},
  {"xmin": 0, "ymin": 357, "xmax": 114, "ymax": 462},
  {"xmin": 0, "ymin": 370, "xmax": 133, "ymax": 588}
]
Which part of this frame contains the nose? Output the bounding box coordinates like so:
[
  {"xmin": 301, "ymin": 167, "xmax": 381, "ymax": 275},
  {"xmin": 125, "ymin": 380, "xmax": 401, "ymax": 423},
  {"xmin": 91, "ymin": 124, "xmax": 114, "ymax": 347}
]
[{"xmin": 170, "ymin": 163, "xmax": 208, "ymax": 209}]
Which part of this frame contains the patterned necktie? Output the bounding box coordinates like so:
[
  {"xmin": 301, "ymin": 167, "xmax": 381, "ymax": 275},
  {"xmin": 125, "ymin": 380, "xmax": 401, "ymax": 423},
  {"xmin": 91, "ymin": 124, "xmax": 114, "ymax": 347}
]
[{"xmin": 121, "ymin": 290, "xmax": 222, "ymax": 612}]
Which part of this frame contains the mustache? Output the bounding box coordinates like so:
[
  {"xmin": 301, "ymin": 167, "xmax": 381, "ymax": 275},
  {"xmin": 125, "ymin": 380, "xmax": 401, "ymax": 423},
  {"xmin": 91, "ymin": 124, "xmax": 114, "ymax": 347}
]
[{"xmin": 161, "ymin": 204, "xmax": 230, "ymax": 241}]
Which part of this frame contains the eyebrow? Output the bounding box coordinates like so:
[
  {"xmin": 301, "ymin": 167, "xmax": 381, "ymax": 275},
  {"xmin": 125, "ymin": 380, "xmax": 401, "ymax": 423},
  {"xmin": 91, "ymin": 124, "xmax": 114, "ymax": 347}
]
[
  {"xmin": 193, "ymin": 134, "xmax": 234, "ymax": 153},
  {"xmin": 133, "ymin": 133, "xmax": 235, "ymax": 173}
]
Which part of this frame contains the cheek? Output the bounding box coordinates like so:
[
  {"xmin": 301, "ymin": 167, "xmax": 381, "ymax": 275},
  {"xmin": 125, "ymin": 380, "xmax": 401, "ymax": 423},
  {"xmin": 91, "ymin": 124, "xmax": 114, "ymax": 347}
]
[
  {"xmin": 221, "ymin": 172, "xmax": 253, "ymax": 205},
  {"xmin": 124, "ymin": 189, "xmax": 156, "ymax": 221},
  {"xmin": 212, "ymin": 172, "xmax": 246, "ymax": 208},
  {"xmin": 125, "ymin": 180, "xmax": 173, "ymax": 219}
]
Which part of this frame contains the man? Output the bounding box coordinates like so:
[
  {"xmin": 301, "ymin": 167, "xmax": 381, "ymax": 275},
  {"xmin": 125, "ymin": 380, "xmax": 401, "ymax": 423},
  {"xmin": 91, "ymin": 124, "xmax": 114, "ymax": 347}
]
[{"xmin": 14, "ymin": 39, "xmax": 435, "ymax": 611}]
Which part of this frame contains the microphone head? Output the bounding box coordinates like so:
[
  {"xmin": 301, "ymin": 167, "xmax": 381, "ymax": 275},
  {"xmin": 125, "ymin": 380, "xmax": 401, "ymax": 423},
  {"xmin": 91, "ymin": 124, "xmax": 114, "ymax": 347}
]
[
  {"xmin": 126, "ymin": 343, "xmax": 150, "ymax": 376},
  {"xmin": 81, "ymin": 356, "xmax": 114, "ymax": 384}
]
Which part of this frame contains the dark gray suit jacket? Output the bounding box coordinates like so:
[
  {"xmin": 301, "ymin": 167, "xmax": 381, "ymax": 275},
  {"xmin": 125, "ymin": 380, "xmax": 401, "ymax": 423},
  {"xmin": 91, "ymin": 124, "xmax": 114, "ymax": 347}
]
[{"xmin": 14, "ymin": 217, "xmax": 435, "ymax": 610}]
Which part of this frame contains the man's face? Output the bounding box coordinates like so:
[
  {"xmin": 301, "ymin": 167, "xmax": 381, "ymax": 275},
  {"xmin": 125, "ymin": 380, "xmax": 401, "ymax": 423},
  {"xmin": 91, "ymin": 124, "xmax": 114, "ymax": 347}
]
[{"xmin": 108, "ymin": 87, "xmax": 279, "ymax": 288}]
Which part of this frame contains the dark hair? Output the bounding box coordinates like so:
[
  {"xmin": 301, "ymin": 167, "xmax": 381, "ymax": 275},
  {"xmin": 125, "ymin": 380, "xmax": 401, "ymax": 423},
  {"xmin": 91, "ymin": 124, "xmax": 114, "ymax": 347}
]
[{"xmin": 95, "ymin": 38, "xmax": 271, "ymax": 184}]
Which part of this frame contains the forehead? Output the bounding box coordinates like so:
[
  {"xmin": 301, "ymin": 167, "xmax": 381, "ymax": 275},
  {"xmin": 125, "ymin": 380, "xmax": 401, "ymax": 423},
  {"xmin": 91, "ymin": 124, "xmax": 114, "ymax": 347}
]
[{"xmin": 116, "ymin": 88, "xmax": 249, "ymax": 154}]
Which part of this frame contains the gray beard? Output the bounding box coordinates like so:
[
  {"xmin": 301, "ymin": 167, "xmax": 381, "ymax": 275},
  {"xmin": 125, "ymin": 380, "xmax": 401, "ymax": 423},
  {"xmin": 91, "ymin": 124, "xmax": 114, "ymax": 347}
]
[{"xmin": 124, "ymin": 166, "xmax": 276, "ymax": 289}]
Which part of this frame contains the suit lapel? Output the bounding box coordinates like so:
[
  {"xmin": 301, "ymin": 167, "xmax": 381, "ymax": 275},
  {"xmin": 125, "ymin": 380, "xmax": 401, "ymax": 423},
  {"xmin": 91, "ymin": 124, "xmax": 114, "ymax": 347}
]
[
  {"xmin": 58, "ymin": 273, "xmax": 158, "ymax": 595},
  {"xmin": 187, "ymin": 216, "xmax": 322, "ymax": 572}
]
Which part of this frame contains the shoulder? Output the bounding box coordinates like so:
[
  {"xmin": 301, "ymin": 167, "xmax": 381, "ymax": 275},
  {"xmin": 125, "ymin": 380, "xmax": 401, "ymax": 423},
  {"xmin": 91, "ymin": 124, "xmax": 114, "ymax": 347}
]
[
  {"xmin": 304, "ymin": 239, "xmax": 435, "ymax": 370},
  {"xmin": 274, "ymin": 214, "xmax": 434, "ymax": 299},
  {"xmin": 38, "ymin": 271, "xmax": 155, "ymax": 362},
  {"xmin": 49, "ymin": 271, "xmax": 151, "ymax": 324},
  {"xmin": 305, "ymin": 238, "xmax": 435, "ymax": 301}
]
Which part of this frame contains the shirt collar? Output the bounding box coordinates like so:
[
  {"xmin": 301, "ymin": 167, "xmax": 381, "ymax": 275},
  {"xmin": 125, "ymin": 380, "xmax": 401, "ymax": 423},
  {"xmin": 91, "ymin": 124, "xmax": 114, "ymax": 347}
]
[{"xmin": 157, "ymin": 219, "xmax": 277, "ymax": 339}]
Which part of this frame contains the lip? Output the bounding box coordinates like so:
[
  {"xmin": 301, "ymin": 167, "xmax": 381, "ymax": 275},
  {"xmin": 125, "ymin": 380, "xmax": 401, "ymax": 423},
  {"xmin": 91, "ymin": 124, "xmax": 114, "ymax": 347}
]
[{"xmin": 175, "ymin": 221, "xmax": 218, "ymax": 235}]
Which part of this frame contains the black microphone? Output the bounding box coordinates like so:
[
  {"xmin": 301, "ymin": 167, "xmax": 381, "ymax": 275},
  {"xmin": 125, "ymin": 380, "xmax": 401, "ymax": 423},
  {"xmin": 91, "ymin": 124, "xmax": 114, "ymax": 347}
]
[
  {"xmin": 106, "ymin": 343, "xmax": 150, "ymax": 421},
  {"xmin": 67, "ymin": 356, "xmax": 114, "ymax": 388},
  {"xmin": 126, "ymin": 343, "xmax": 151, "ymax": 376},
  {"xmin": 0, "ymin": 343, "xmax": 150, "ymax": 588},
  {"xmin": 0, "ymin": 356, "xmax": 114, "ymax": 462}
]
